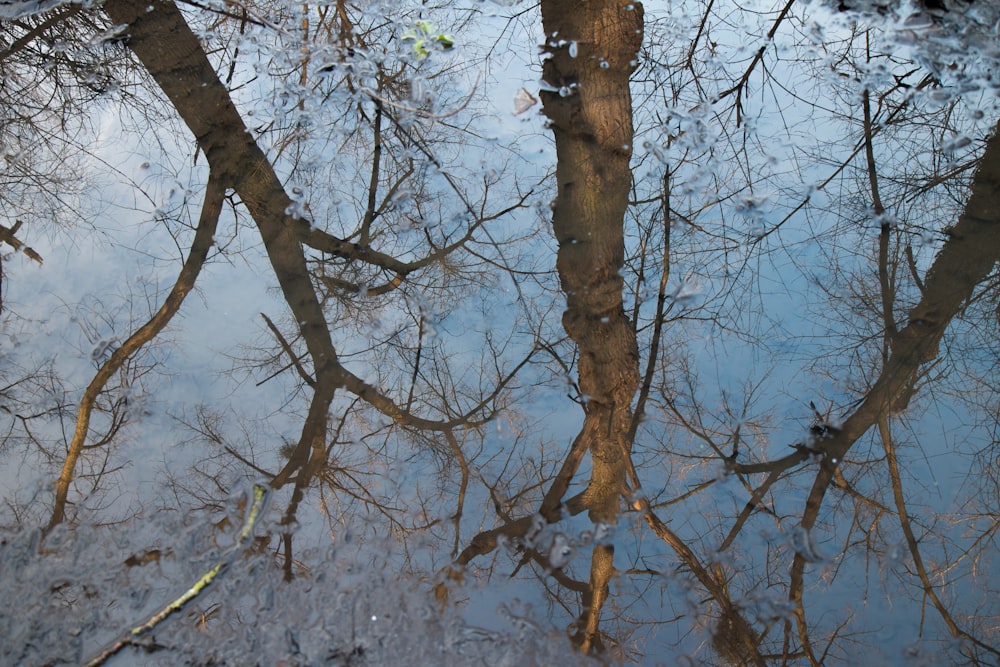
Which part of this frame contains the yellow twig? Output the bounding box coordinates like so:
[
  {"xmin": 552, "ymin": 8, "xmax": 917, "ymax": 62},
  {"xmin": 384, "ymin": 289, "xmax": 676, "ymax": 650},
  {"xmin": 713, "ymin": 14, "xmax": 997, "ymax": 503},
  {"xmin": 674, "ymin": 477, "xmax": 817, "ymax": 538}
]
[{"xmin": 84, "ymin": 484, "xmax": 268, "ymax": 667}]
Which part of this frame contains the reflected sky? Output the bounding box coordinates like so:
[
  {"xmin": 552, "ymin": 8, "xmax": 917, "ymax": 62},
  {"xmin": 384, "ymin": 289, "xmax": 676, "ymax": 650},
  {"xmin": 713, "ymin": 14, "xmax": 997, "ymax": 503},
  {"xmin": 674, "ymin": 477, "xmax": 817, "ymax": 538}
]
[{"xmin": 1, "ymin": 0, "xmax": 998, "ymax": 665}]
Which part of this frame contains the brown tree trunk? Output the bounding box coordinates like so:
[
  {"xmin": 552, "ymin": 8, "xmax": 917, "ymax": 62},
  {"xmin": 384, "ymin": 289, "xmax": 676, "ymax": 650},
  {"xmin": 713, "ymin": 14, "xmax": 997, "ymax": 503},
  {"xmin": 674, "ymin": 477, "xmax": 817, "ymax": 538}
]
[
  {"xmin": 539, "ymin": 5, "xmax": 643, "ymax": 654},
  {"xmin": 101, "ymin": 0, "xmax": 341, "ymax": 487},
  {"xmin": 788, "ymin": 119, "xmax": 1000, "ymax": 663},
  {"xmin": 539, "ymin": 0, "xmax": 643, "ymax": 523}
]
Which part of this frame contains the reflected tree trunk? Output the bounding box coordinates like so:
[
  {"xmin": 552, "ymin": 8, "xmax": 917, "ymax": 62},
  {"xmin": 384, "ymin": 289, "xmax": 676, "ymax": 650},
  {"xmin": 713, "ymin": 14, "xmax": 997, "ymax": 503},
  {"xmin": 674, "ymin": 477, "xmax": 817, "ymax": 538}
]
[
  {"xmin": 539, "ymin": 0, "xmax": 642, "ymax": 653},
  {"xmin": 540, "ymin": 0, "xmax": 643, "ymax": 524},
  {"xmin": 789, "ymin": 119, "xmax": 1000, "ymax": 663},
  {"xmin": 101, "ymin": 0, "xmax": 343, "ymax": 491},
  {"xmin": 444, "ymin": 3, "xmax": 648, "ymax": 653},
  {"xmin": 97, "ymin": 0, "xmax": 535, "ymax": 581},
  {"xmin": 47, "ymin": 171, "xmax": 225, "ymax": 530},
  {"xmin": 569, "ymin": 543, "xmax": 614, "ymax": 653}
]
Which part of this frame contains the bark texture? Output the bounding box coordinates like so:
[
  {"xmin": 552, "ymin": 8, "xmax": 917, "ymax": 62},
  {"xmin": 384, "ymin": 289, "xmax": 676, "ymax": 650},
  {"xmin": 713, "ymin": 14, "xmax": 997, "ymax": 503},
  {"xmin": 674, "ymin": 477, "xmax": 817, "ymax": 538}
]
[{"xmin": 540, "ymin": 0, "xmax": 643, "ymax": 522}]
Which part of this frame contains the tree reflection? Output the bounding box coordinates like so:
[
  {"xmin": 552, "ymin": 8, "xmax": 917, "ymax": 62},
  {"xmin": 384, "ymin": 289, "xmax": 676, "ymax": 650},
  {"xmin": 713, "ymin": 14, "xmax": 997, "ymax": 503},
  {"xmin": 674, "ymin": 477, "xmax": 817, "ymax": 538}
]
[{"xmin": 1, "ymin": 0, "xmax": 998, "ymax": 665}]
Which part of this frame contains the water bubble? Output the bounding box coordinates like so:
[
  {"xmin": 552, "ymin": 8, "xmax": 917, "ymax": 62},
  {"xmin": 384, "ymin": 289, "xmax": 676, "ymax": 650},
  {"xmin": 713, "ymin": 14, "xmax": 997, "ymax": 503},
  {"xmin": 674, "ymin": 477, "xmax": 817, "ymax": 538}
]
[
  {"xmin": 547, "ymin": 533, "xmax": 573, "ymax": 568},
  {"xmin": 744, "ymin": 589, "xmax": 796, "ymax": 624},
  {"xmin": 674, "ymin": 277, "xmax": 704, "ymax": 305},
  {"xmin": 926, "ymin": 88, "xmax": 954, "ymax": 104},
  {"xmin": 391, "ymin": 189, "xmax": 412, "ymax": 207},
  {"xmin": 285, "ymin": 200, "xmax": 306, "ymax": 219},
  {"xmin": 942, "ymin": 135, "xmax": 972, "ymax": 155},
  {"xmin": 497, "ymin": 533, "xmax": 514, "ymax": 554},
  {"xmin": 90, "ymin": 338, "xmax": 118, "ymax": 363},
  {"xmin": 901, "ymin": 12, "xmax": 935, "ymax": 30},
  {"xmin": 641, "ymin": 140, "xmax": 666, "ymax": 163},
  {"xmin": 711, "ymin": 547, "xmax": 737, "ymax": 569},
  {"xmin": 593, "ymin": 522, "xmax": 614, "ymax": 544},
  {"xmin": 789, "ymin": 525, "xmax": 826, "ymax": 563},
  {"xmin": 568, "ymin": 41, "xmax": 578, "ymax": 58},
  {"xmin": 525, "ymin": 513, "xmax": 545, "ymax": 546}
]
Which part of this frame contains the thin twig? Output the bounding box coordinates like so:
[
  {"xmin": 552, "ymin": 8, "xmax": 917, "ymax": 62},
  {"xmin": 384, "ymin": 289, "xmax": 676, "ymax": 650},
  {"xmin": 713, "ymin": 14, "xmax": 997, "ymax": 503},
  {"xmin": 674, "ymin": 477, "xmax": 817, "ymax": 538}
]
[{"xmin": 84, "ymin": 484, "xmax": 269, "ymax": 667}]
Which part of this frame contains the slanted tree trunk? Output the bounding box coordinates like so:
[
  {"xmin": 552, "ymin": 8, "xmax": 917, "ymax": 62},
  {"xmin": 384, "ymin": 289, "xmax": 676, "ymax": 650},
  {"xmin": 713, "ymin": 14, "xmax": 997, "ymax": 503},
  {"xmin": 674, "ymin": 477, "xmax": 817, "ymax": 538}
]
[
  {"xmin": 788, "ymin": 119, "xmax": 1000, "ymax": 663},
  {"xmin": 101, "ymin": 0, "xmax": 341, "ymax": 487}
]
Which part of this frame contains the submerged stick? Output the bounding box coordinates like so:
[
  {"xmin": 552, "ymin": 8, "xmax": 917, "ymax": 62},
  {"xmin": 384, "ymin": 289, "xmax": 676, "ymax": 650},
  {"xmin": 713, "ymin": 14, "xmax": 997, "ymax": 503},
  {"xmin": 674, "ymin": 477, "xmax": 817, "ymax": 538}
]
[{"xmin": 84, "ymin": 484, "xmax": 268, "ymax": 667}]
